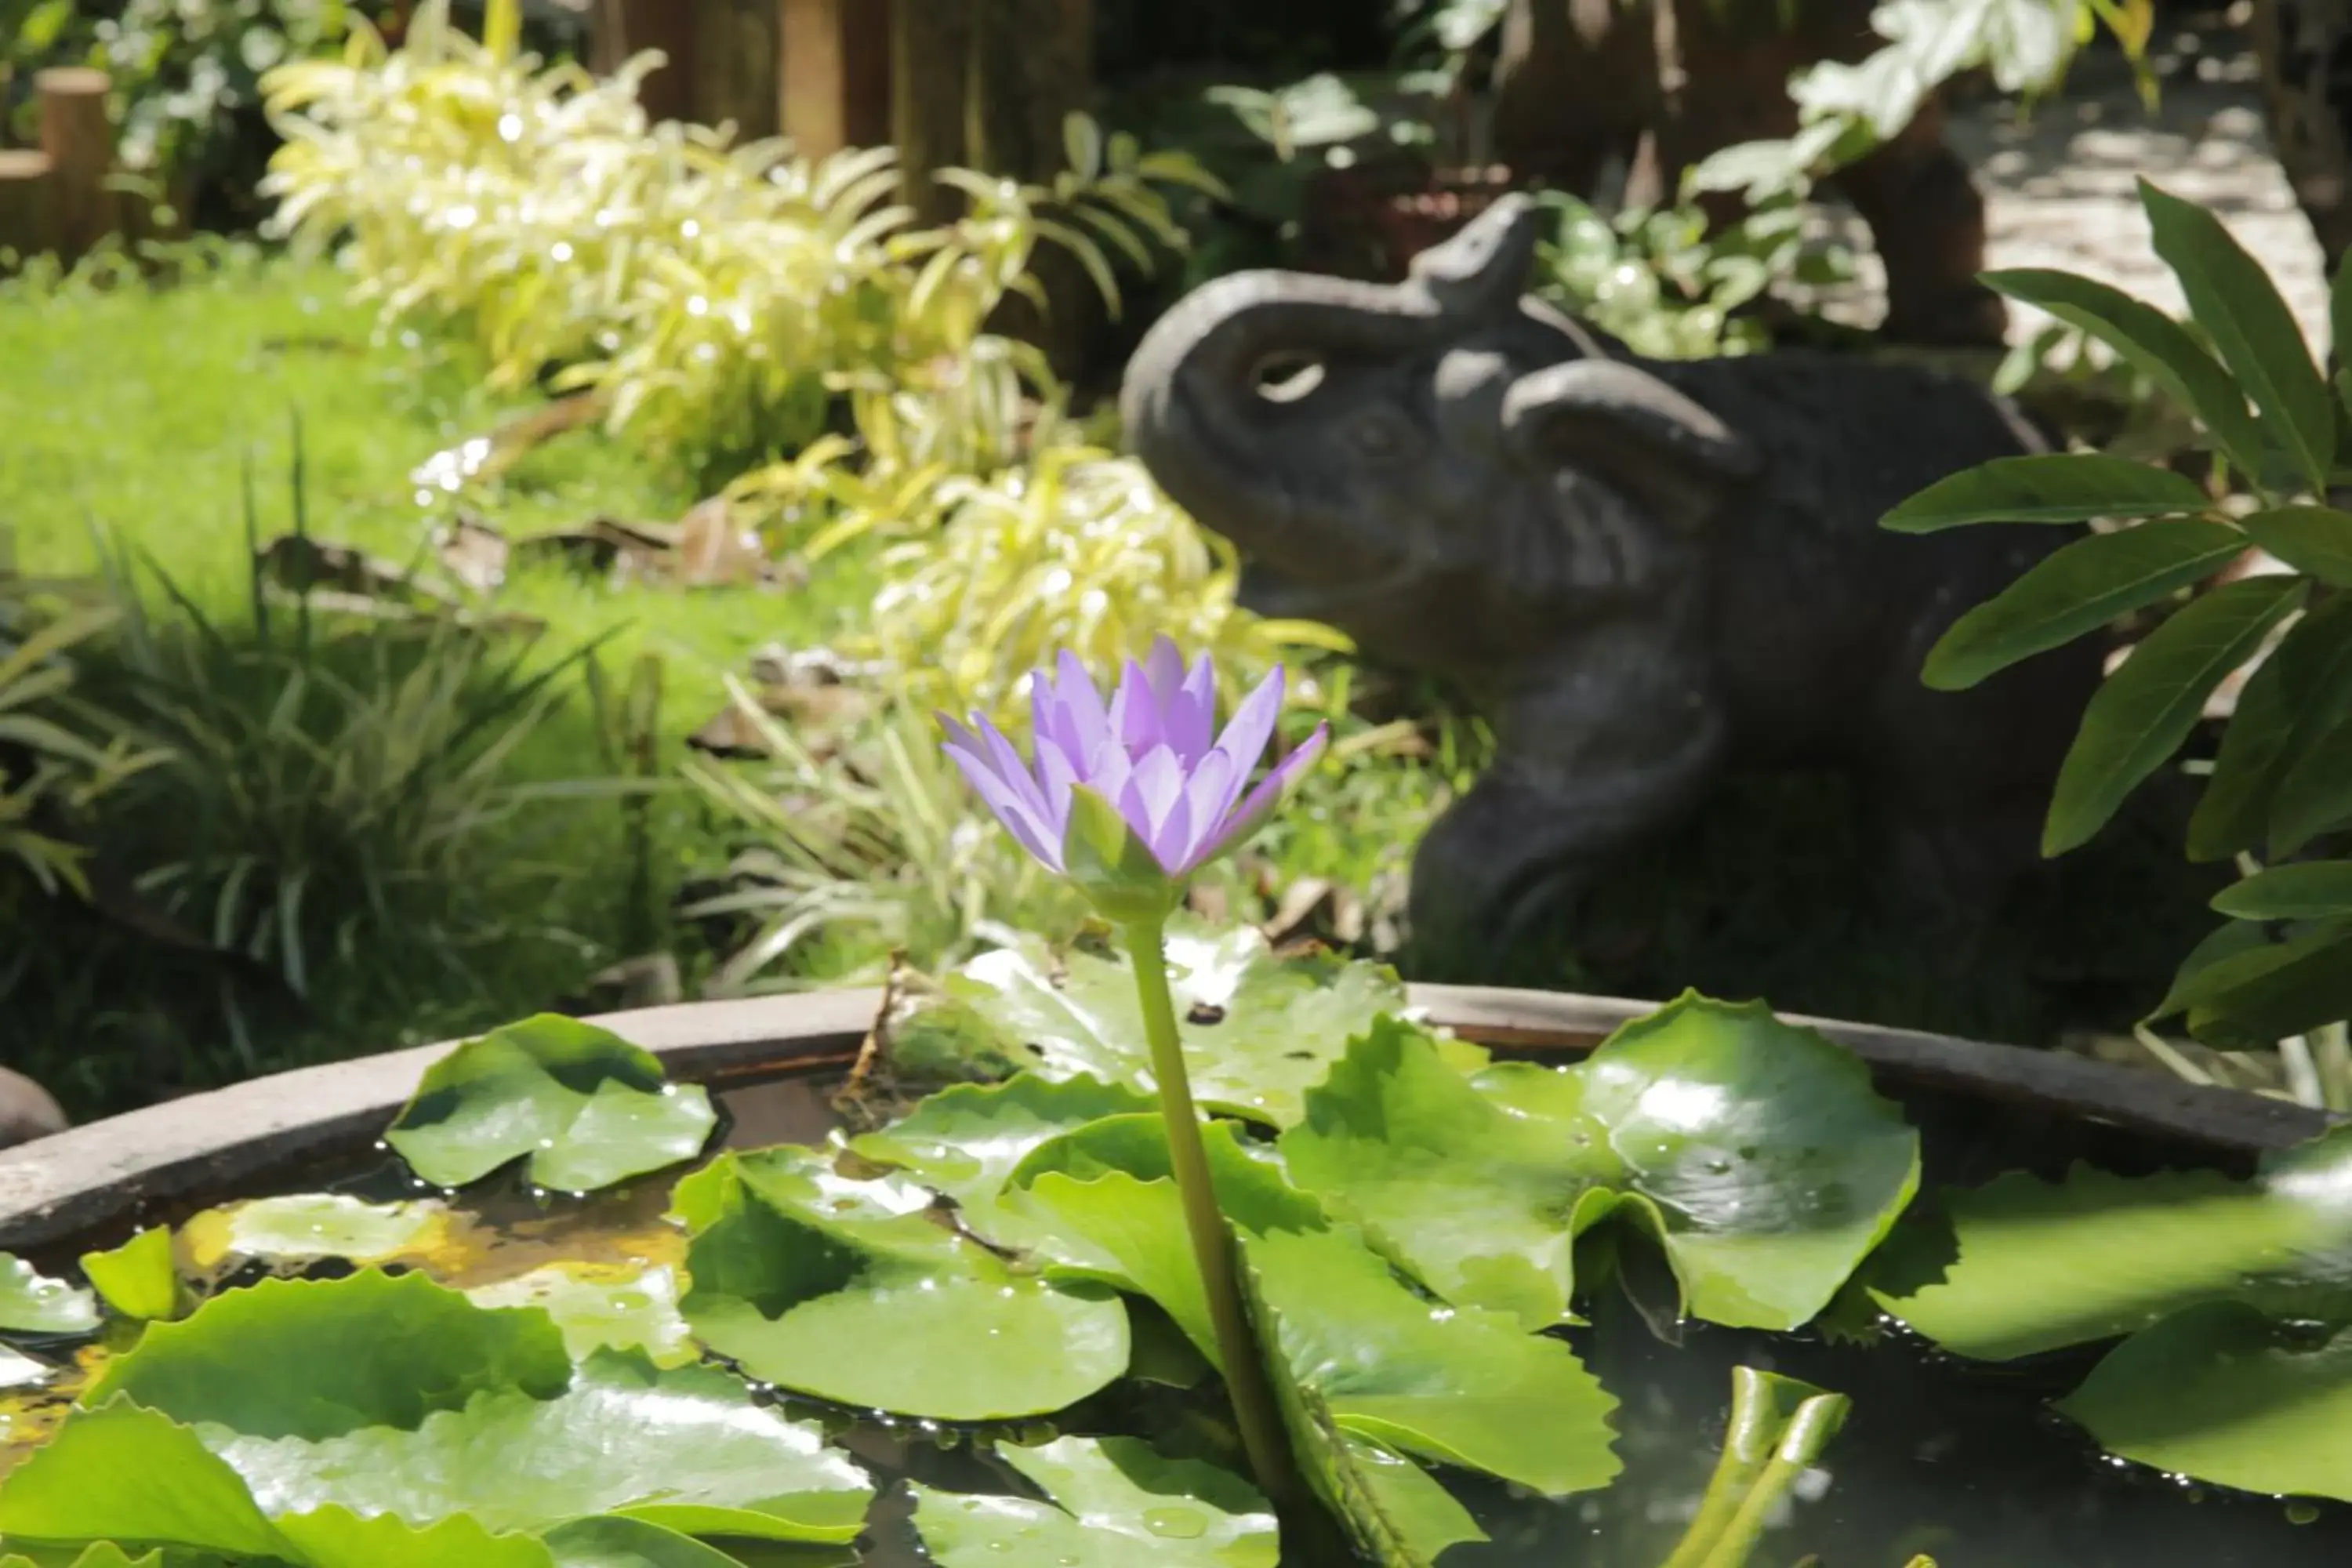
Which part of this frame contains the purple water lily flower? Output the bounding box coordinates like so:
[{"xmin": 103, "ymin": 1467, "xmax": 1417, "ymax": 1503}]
[{"xmin": 940, "ymin": 638, "xmax": 1330, "ymax": 880}]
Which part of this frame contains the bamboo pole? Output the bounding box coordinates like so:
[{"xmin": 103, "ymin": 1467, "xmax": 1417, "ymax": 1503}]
[{"xmin": 781, "ymin": 0, "xmax": 891, "ymax": 160}]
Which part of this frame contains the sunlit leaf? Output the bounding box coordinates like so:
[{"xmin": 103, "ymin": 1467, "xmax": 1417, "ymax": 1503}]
[
  {"xmin": 910, "ymin": 1436, "xmax": 1277, "ymax": 1567},
  {"xmin": 180, "ymin": 1196, "xmax": 452, "ymax": 1274},
  {"xmin": 385, "ymin": 1014, "xmax": 716, "ymax": 1192},
  {"xmin": 464, "ymin": 1263, "xmax": 695, "ymax": 1369},
  {"xmin": 1871, "ymin": 1124, "xmax": 2352, "ymax": 1359},
  {"xmin": 0, "ymin": 1257, "xmax": 97, "ymax": 1336},
  {"xmin": 1281, "ymin": 1003, "xmax": 1918, "ymax": 1334},
  {"xmin": 884, "ymin": 921, "xmax": 1481, "ymax": 1126},
  {"xmin": 78, "ymin": 1229, "xmax": 181, "ymax": 1323},
  {"xmin": 676, "ymin": 1149, "xmax": 1129, "ymax": 1421}
]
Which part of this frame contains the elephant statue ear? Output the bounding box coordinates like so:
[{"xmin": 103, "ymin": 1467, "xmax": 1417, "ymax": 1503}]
[
  {"xmin": 1501, "ymin": 359, "xmax": 1762, "ymax": 524},
  {"xmin": 1407, "ymin": 193, "xmax": 1545, "ymax": 321}
]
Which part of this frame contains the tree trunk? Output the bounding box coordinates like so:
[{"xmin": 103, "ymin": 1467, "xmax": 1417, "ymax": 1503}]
[{"xmin": 2254, "ymin": 0, "xmax": 2352, "ymax": 287}]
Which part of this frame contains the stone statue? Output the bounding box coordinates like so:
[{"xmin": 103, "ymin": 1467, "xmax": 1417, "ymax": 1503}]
[
  {"xmin": 0, "ymin": 1067, "xmax": 65, "ymax": 1151},
  {"xmin": 1494, "ymin": 0, "xmax": 2005, "ymax": 347},
  {"xmin": 1120, "ymin": 195, "xmax": 2102, "ymax": 974}
]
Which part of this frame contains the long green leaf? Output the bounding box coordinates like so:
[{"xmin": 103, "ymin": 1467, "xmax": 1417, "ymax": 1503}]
[
  {"xmin": 1983, "ymin": 267, "xmax": 2265, "ymax": 471},
  {"xmin": 2212, "ymin": 860, "xmax": 2352, "ymax": 920},
  {"xmin": 2188, "ymin": 595, "xmax": 2352, "ymax": 860},
  {"xmin": 2238, "ymin": 503, "xmax": 2352, "ymax": 586},
  {"xmin": 1882, "ymin": 454, "xmax": 2209, "ymax": 533},
  {"xmin": 1922, "ymin": 519, "xmax": 2246, "ymax": 690},
  {"xmin": 2270, "ymin": 708, "xmax": 2352, "ymax": 856},
  {"xmin": 2180, "ymin": 922, "xmax": 2352, "ymax": 1047},
  {"xmin": 2045, "ymin": 575, "xmax": 2307, "ymax": 855},
  {"xmin": 2141, "ymin": 179, "xmax": 2337, "ymax": 490}
]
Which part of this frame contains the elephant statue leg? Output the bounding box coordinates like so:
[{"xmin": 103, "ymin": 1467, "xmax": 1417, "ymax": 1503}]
[{"xmin": 1493, "ymin": 0, "xmax": 1659, "ymax": 195}]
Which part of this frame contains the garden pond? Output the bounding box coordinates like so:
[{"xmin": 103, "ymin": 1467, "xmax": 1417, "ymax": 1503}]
[{"xmin": 0, "ymin": 924, "xmax": 2348, "ymax": 1568}]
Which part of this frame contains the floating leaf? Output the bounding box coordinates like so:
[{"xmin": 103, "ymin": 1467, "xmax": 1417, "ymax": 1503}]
[
  {"xmin": 910, "ymin": 1436, "xmax": 1277, "ymax": 1567},
  {"xmin": 2142, "ymin": 180, "xmax": 2337, "ymax": 490},
  {"xmin": 848, "ymin": 1073, "xmax": 1153, "ymax": 1247},
  {"xmin": 207, "ymin": 1349, "xmax": 873, "ymax": 1544},
  {"xmin": 465, "ymin": 1263, "xmax": 695, "ymax": 1368},
  {"xmin": 884, "ymin": 922, "xmax": 1481, "ymax": 1126},
  {"xmin": 1881, "ymin": 453, "xmax": 2210, "ymax": 532},
  {"xmin": 1011, "ymin": 1115, "xmax": 1327, "ymax": 1357},
  {"xmin": 1280, "ymin": 1004, "xmax": 1918, "ymax": 1334},
  {"xmin": 676, "ymin": 1149, "xmax": 1129, "ymax": 1421},
  {"xmin": 1983, "ymin": 267, "xmax": 2264, "ymax": 471},
  {"xmin": 2055, "ymin": 1302, "xmax": 2352, "ymax": 1502},
  {"xmin": 181, "ymin": 1196, "xmax": 451, "ymax": 1274},
  {"xmin": 0, "ymin": 1345, "xmax": 47, "ymax": 1391},
  {"xmin": 0, "ymin": 1546, "xmax": 165, "ymax": 1568},
  {"xmin": 385, "ymin": 1014, "xmax": 716, "ymax": 1192},
  {"xmin": 0, "ymin": 1258, "xmax": 96, "ymax": 1336},
  {"xmin": 85, "ymin": 1270, "xmax": 571, "ymax": 1441},
  {"xmin": 78, "ymin": 1229, "xmax": 181, "ymax": 1323},
  {"xmin": 1871, "ymin": 1125, "xmax": 2352, "ymax": 1359},
  {"xmin": 2238, "ymin": 504, "xmax": 2352, "ymax": 587},
  {"xmin": 2045, "ymin": 575, "xmax": 2307, "ymax": 855},
  {"xmin": 539, "ymin": 1516, "xmax": 769, "ymax": 1568},
  {"xmin": 2188, "ymin": 594, "xmax": 2352, "ymax": 861},
  {"xmin": 1921, "ymin": 520, "xmax": 2249, "ymax": 691}
]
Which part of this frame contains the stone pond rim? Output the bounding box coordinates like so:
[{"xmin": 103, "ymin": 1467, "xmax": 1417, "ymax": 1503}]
[{"xmin": 0, "ymin": 986, "xmax": 2332, "ymax": 1251}]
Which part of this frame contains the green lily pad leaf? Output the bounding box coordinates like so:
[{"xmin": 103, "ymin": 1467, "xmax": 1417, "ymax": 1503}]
[
  {"xmin": 848, "ymin": 1073, "xmax": 1155, "ymax": 1247},
  {"xmin": 181, "ymin": 1196, "xmax": 450, "ymax": 1272},
  {"xmin": 206, "ymin": 1348, "xmax": 874, "ymax": 1544},
  {"xmin": 85, "ymin": 1269, "xmax": 572, "ymax": 1440},
  {"xmin": 884, "ymin": 920, "xmax": 1485, "ymax": 1125},
  {"xmin": 2054, "ymin": 1302, "xmax": 2352, "ymax": 1501},
  {"xmin": 539, "ymin": 1516, "xmax": 761, "ymax": 1568},
  {"xmin": 465, "ymin": 1263, "xmax": 695, "ymax": 1368},
  {"xmin": 910, "ymin": 1436, "xmax": 1277, "ymax": 1567},
  {"xmin": 270, "ymin": 1506, "xmax": 557, "ymax": 1568},
  {"xmin": 0, "ymin": 1257, "xmax": 96, "ymax": 1336},
  {"xmin": 1871, "ymin": 1124, "xmax": 2352, "ymax": 1359},
  {"xmin": 0, "ymin": 1399, "xmax": 287, "ymax": 1559},
  {"xmin": 1242, "ymin": 1226, "xmax": 1621, "ymax": 1498},
  {"xmin": 1010, "ymin": 1113, "xmax": 1327, "ymax": 1361},
  {"xmin": 1282, "ymin": 1003, "xmax": 1919, "ymax": 1333},
  {"xmin": 677, "ymin": 1149, "xmax": 1129, "ymax": 1421},
  {"xmin": 0, "ymin": 1547, "xmax": 167, "ymax": 1567},
  {"xmin": 78, "ymin": 1229, "xmax": 181, "ymax": 1323},
  {"xmin": 386, "ymin": 1014, "xmax": 717, "ymax": 1192},
  {"xmin": 1240, "ymin": 1269, "xmax": 1485, "ymax": 1568}
]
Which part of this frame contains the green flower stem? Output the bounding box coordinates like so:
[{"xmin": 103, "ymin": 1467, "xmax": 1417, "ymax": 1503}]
[
  {"xmin": 1121, "ymin": 917, "xmax": 1304, "ymax": 1516},
  {"xmin": 1693, "ymin": 1392, "xmax": 1851, "ymax": 1568}
]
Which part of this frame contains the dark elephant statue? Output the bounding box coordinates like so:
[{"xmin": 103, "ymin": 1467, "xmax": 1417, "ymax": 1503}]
[
  {"xmin": 1494, "ymin": 0, "xmax": 2006, "ymax": 348},
  {"xmin": 1120, "ymin": 196, "xmax": 2100, "ymax": 975}
]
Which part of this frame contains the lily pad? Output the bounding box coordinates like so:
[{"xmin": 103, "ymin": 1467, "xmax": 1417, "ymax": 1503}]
[
  {"xmin": 0, "ymin": 1345, "xmax": 48, "ymax": 1390},
  {"xmin": 883, "ymin": 922, "xmax": 1483, "ymax": 1125},
  {"xmin": 465, "ymin": 1264, "xmax": 695, "ymax": 1368},
  {"xmin": 180, "ymin": 1196, "xmax": 452, "ymax": 1273},
  {"xmin": 0, "ymin": 1257, "xmax": 97, "ymax": 1336},
  {"xmin": 539, "ymin": 1516, "xmax": 774, "ymax": 1567},
  {"xmin": 676, "ymin": 1149, "xmax": 1129, "ymax": 1421},
  {"xmin": 1870, "ymin": 1124, "xmax": 2352, "ymax": 1360},
  {"xmin": 2053, "ymin": 1302, "xmax": 2352, "ymax": 1501},
  {"xmin": 0, "ymin": 1399, "xmax": 556, "ymax": 1566},
  {"xmin": 78, "ymin": 1229, "xmax": 181, "ymax": 1323},
  {"xmin": 385, "ymin": 1014, "xmax": 717, "ymax": 1192},
  {"xmin": 910, "ymin": 1436, "xmax": 1278, "ymax": 1567},
  {"xmin": 848, "ymin": 1073, "xmax": 1154, "ymax": 1247},
  {"xmin": 207, "ymin": 1348, "xmax": 874, "ymax": 1543},
  {"xmin": 85, "ymin": 1270, "xmax": 572, "ymax": 1441},
  {"xmin": 1282, "ymin": 1003, "xmax": 1919, "ymax": 1331}
]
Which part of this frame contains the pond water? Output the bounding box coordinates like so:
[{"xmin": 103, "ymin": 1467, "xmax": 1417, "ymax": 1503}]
[{"xmin": 8, "ymin": 1066, "xmax": 2347, "ymax": 1568}]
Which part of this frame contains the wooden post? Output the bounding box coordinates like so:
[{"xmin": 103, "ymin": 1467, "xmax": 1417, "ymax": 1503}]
[
  {"xmin": 0, "ymin": 151, "xmax": 54, "ymax": 263},
  {"xmin": 781, "ymin": 0, "xmax": 892, "ymax": 160},
  {"xmin": 689, "ymin": 0, "xmax": 784, "ymax": 140},
  {"xmin": 891, "ymin": 0, "xmax": 974, "ymax": 225},
  {"xmin": 37, "ymin": 68, "xmax": 115, "ymax": 263},
  {"xmin": 601, "ymin": 0, "xmax": 699, "ymax": 125}
]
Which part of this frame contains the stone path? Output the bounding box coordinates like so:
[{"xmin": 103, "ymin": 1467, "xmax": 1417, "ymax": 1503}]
[{"xmin": 1822, "ymin": 13, "xmax": 2330, "ymax": 353}]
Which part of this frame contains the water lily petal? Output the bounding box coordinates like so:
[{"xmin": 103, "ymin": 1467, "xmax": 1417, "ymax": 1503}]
[
  {"xmin": 1207, "ymin": 666, "xmax": 1285, "ymax": 781},
  {"xmin": 1189, "ymin": 724, "xmax": 1329, "ymax": 872},
  {"xmin": 1181, "ymin": 749, "xmax": 1240, "ymax": 854},
  {"xmin": 1050, "ymin": 651, "xmax": 1111, "ymax": 764},
  {"xmin": 1151, "ymin": 788, "xmax": 1195, "ymax": 873},
  {"xmin": 1112, "ymin": 656, "xmax": 1163, "ymax": 753},
  {"xmin": 1034, "ymin": 733, "xmax": 1081, "ymax": 833},
  {"xmin": 945, "ymin": 746, "xmax": 1063, "ymax": 870},
  {"xmin": 1144, "ymin": 637, "xmax": 1187, "ymax": 711},
  {"xmin": 1170, "ymin": 652, "xmax": 1220, "ymax": 764},
  {"xmin": 1130, "ymin": 746, "xmax": 1187, "ymax": 838},
  {"xmin": 977, "ymin": 719, "xmax": 1053, "ymax": 822}
]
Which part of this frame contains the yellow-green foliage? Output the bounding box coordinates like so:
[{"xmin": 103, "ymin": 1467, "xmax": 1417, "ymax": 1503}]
[{"xmin": 259, "ymin": 0, "xmax": 1207, "ymax": 473}]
